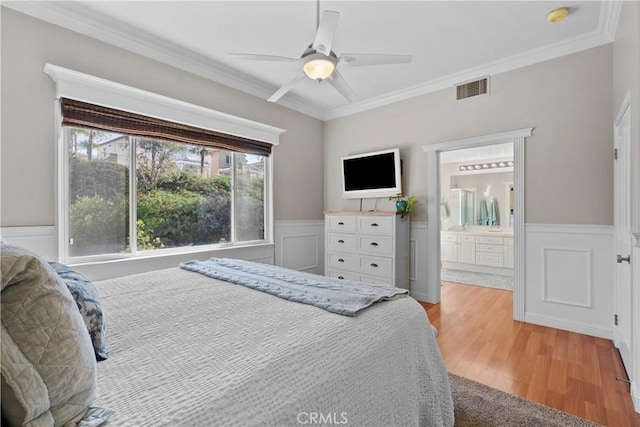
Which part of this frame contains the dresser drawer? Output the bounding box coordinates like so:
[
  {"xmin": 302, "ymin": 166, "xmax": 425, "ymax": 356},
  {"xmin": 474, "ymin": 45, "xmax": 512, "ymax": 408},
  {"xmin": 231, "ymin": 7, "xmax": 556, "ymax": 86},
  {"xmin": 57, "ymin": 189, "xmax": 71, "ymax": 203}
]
[
  {"xmin": 476, "ymin": 243, "xmax": 503, "ymax": 253},
  {"xmin": 358, "ymin": 216, "xmax": 393, "ymax": 235},
  {"xmin": 359, "ymin": 256, "xmax": 393, "ymax": 277},
  {"xmin": 459, "ymin": 235, "xmax": 476, "ymax": 243},
  {"xmin": 327, "ymin": 233, "xmax": 357, "ymax": 251},
  {"xmin": 476, "ymin": 236, "xmax": 504, "ymax": 245},
  {"xmin": 476, "ymin": 252, "xmax": 504, "ymax": 267},
  {"xmin": 327, "ymin": 269, "xmax": 358, "ymax": 281},
  {"xmin": 326, "ymin": 215, "xmax": 357, "ymax": 232},
  {"xmin": 358, "ymin": 235, "xmax": 393, "ymax": 255},
  {"xmin": 359, "ymin": 274, "xmax": 392, "ymax": 286},
  {"xmin": 327, "ymin": 252, "xmax": 358, "ymax": 271}
]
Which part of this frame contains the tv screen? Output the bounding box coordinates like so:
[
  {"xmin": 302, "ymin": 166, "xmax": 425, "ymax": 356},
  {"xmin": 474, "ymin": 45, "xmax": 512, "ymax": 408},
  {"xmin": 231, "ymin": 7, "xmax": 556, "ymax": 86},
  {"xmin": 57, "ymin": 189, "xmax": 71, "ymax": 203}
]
[{"xmin": 342, "ymin": 148, "xmax": 402, "ymax": 199}]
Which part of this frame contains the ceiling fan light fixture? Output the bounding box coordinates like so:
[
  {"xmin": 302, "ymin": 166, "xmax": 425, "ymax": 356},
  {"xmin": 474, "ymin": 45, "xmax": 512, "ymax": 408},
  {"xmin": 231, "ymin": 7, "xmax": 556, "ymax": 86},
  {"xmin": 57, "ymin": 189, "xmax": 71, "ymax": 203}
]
[{"xmin": 303, "ymin": 53, "xmax": 337, "ymax": 80}]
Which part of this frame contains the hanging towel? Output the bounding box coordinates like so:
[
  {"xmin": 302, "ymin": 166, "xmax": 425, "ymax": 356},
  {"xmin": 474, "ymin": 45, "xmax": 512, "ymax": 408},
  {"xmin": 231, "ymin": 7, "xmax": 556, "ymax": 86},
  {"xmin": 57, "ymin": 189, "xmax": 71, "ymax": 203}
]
[
  {"xmin": 440, "ymin": 201, "xmax": 449, "ymax": 218},
  {"xmin": 478, "ymin": 199, "xmax": 489, "ymax": 226},
  {"xmin": 488, "ymin": 199, "xmax": 500, "ymax": 226}
]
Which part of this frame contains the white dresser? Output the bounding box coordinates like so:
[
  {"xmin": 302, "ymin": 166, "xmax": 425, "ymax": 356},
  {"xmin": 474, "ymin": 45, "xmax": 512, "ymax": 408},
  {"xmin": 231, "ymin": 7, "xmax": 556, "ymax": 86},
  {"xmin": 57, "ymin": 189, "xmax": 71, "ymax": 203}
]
[{"xmin": 324, "ymin": 211, "xmax": 410, "ymax": 289}]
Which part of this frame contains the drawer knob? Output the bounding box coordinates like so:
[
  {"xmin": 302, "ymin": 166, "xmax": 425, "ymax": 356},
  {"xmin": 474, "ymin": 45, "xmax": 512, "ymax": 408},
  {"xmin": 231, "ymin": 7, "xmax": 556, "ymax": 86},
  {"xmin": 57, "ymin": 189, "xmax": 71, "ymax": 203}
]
[
  {"xmin": 338, "ymin": 222, "xmax": 344, "ymax": 225},
  {"xmin": 370, "ymin": 263, "xmax": 378, "ymax": 268},
  {"xmin": 338, "ymin": 276, "xmax": 344, "ymax": 280},
  {"xmin": 371, "ymin": 223, "xmax": 379, "ymax": 227},
  {"xmin": 370, "ymin": 242, "xmax": 379, "ymax": 247},
  {"xmin": 338, "ymin": 239, "xmax": 345, "ymax": 243},
  {"xmin": 338, "ymin": 258, "xmax": 344, "ymax": 263}
]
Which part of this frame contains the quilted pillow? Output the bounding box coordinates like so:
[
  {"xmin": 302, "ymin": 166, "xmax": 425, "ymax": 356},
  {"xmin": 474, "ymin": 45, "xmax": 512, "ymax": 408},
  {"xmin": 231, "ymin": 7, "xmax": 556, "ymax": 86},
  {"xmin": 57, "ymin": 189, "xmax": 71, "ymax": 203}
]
[
  {"xmin": 48, "ymin": 262, "xmax": 108, "ymax": 361},
  {"xmin": 1, "ymin": 242, "xmax": 96, "ymax": 426}
]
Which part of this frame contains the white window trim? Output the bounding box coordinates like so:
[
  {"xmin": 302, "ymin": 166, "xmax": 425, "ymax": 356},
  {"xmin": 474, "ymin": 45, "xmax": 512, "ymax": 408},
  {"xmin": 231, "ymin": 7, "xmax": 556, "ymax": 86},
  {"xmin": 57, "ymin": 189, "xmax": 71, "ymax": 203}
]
[{"xmin": 45, "ymin": 63, "xmax": 284, "ymax": 263}]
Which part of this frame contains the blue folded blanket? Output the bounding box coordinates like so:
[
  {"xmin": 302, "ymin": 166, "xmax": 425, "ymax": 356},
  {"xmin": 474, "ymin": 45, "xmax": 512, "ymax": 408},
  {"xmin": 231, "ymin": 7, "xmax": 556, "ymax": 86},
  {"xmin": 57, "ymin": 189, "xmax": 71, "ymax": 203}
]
[{"xmin": 180, "ymin": 258, "xmax": 408, "ymax": 316}]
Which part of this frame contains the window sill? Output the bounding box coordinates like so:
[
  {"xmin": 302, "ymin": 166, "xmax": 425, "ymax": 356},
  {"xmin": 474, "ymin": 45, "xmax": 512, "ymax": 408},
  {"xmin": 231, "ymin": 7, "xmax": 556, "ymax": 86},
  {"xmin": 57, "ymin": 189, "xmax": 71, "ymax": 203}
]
[{"xmin": 70, "ymin": 242, "xmax": 275, "ymax": 282}]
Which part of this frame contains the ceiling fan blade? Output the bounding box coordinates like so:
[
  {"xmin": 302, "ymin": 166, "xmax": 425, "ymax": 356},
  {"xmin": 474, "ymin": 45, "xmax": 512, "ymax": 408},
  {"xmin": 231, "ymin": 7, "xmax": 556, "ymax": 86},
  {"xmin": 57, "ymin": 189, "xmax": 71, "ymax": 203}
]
[
  {"xmin": 339, "ymin": 53, "xmax": 412, "ymax": 67},
  {"xmin": 267, "ymin": 73, "xmax": 307, "ymax": 103},
  {"xmin": 327, "ymin": 70, "xmax": 357, "ymax": 103},
  {"xmin": 312, "ymin": 10, "xmax": 340, "ymax": 55},
  {"xmin": 227, "ymin": 53, "xmax": 299, "ymax": 62}
]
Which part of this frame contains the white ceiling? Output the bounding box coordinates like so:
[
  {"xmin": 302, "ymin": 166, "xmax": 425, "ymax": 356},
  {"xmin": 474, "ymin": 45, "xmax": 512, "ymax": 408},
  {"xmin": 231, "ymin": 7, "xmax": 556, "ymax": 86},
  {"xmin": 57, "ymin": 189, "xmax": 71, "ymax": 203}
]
[{"xmin": 6, "ymin": 1, "xmax": 619, "ymax": 120}]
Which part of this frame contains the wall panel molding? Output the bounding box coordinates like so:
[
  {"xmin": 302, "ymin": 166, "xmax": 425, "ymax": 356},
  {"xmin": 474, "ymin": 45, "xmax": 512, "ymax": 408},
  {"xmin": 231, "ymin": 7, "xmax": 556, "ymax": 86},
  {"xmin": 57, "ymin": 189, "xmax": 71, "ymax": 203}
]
[
  {"xmin": 274, "ymin": 220, "xmax": 324, "ymax": 275},
  {"xmin": 541, "ymin": 247, "xmax": 593, "ymax": 308},
  {"xmin": 525, "ymin": 223, "xmax": 614, "ymax": 339},
  {"xmin": 409, "ymin": 222, "xmax": 429, "ymax": 302}
]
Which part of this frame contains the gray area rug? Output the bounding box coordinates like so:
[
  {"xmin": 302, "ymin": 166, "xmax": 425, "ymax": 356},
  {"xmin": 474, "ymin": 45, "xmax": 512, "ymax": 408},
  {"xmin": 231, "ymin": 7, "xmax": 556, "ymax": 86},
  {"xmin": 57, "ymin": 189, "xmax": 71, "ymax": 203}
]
[
  {"xmin": 441, "ymin": 269, "xmax": 513, "ymax": 291},
  {"xmin": 450, "ymin": 373, "xmax": 600, "ymax": 426}
]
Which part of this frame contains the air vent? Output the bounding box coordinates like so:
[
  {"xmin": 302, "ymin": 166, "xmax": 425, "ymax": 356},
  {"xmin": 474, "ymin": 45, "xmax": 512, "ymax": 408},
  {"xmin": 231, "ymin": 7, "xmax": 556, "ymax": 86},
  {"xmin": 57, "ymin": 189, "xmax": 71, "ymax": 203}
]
[{"xmin": 456, "ymin": 77, "xmax": 489, "ymax": 100}]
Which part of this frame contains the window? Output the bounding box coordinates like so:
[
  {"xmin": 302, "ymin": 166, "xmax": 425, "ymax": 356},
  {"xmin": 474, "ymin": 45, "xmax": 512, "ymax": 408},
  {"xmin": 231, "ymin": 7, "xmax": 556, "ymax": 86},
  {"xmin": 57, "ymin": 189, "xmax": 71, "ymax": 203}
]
[
  {"xmin": 46, "ymin": 64, "xmax": 283, "ymax": 264},
  {"xmin": 65, "ymin": 128, "xmax": 268, "ymax": 261}
]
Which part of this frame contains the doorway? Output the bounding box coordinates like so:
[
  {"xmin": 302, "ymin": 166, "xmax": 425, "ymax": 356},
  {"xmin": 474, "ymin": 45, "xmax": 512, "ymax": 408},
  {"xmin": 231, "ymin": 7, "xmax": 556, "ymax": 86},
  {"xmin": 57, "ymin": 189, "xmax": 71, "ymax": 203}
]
[
  {"xmin": 439, "ymin": 143, "xmax": 515, "ymax": 292},
  {"xmin": 423, "ymin": 128, "xmax": 532, "ymax": 321}
]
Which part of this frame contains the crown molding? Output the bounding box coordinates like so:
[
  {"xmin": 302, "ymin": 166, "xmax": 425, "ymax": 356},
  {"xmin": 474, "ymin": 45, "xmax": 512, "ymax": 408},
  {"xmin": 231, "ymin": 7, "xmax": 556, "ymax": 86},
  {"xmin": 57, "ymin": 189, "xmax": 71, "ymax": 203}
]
[
  {"xmin": 2, "ymin": 1, "xmax": 326, "ymax": 120},
  {"xmin": 599, "ymin": 0, "xmax": 623, "ymax": 41},
  {"xmin": 323, "ymin": 27, "xmax": 613, "ymax": 120},
  {"xmin": 4, "ymin": 1, "xmax": 621, "ymax": 122}
]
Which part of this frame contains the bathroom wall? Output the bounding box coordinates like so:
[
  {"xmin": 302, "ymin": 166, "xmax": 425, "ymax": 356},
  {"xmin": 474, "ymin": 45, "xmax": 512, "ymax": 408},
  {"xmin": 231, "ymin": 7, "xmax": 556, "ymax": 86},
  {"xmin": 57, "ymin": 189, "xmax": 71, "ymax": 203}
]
[{"xmin": 440, "ymin": 159, "xmax": 514, "ymax": 229}]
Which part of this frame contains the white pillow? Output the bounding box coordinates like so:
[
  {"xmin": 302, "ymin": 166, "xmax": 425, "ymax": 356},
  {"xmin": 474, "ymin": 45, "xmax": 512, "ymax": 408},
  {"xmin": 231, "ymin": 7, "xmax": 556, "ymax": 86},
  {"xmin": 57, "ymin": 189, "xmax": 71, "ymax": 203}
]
[{"xmin": 1, "ymin": 242, "xmax": 96, "ymax": 426}]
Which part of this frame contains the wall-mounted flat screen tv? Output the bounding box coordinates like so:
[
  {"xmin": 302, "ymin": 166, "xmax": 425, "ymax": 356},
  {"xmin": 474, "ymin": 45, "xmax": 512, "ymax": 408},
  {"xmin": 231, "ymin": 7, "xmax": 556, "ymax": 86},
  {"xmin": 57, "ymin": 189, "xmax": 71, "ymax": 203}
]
[{"xmin": 341, "ymin": 148, "xmax": 402, "ymax": 199}]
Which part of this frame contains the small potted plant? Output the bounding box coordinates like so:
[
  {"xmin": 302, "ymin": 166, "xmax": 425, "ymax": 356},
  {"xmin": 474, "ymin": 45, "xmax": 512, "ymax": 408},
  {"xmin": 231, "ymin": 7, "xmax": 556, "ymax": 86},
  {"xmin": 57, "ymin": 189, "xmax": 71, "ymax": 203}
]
[{"xmin": 388, "ymin": 193, "xmax": 418, "ymax": 220}]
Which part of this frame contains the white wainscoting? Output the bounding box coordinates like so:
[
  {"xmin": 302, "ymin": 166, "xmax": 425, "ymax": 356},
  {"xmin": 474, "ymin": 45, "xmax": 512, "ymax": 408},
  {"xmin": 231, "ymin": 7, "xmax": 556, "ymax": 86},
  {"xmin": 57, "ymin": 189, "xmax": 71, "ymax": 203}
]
[
  {"xmin": 0, "ymin": 226, "xmax": 57, "ymax": 260},
  {"xmin": 3, "ymin": 223, "xmax": 617, "ymax": 341},
  {"xmin": 0, "ymin": 225, "xmax": 275, "ymax": 281},
  {"xmin": 409, "ymin": 222, "xmax": 430, "ymax": 302},
  {"xmin": 274, "ymin": 220, "xmax": 325, "ymax": 275},
  {"xmin": 525, "ymin": 224, "xmax": 614, "ymax": 339}
]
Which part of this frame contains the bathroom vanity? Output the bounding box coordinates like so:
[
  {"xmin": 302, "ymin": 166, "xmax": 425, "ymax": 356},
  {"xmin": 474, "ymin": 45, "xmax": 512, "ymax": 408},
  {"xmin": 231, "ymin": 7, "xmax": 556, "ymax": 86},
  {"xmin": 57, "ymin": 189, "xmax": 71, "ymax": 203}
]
[{"xmin": 441, "ymin": 229, "xmax": 514, "ymax": 276}]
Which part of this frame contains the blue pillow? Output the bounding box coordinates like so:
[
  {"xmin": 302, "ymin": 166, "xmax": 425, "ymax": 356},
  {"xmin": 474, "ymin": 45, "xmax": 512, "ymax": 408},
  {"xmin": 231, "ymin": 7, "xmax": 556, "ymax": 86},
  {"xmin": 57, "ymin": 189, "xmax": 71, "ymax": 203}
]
[{"xmin": 48, "ymin": 262, "xmax": 108, "ymax": 361}]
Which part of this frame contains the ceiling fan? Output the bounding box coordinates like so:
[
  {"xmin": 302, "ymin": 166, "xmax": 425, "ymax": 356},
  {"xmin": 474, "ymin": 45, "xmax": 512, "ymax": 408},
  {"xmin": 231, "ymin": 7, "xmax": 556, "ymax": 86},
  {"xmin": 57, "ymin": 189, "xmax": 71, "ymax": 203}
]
[{"xmin": 227, "ymin": 4, "xmax": 412, "ymax": 104}]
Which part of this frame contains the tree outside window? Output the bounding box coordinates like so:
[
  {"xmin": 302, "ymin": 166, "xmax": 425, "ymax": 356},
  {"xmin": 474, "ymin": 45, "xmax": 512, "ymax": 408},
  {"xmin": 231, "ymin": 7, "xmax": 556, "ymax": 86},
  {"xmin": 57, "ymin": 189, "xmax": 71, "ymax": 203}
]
[{"xmin": 66, "ymin": 127, "xmax": 266, "ymax": 259}]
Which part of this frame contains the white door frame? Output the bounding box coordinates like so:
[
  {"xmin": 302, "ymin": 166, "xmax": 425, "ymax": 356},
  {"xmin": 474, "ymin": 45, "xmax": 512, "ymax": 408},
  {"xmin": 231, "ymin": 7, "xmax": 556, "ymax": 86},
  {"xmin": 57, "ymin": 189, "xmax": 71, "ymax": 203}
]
[{"xmin": 423, "ymin": 128, "xmax": 532, "ymax": 321}]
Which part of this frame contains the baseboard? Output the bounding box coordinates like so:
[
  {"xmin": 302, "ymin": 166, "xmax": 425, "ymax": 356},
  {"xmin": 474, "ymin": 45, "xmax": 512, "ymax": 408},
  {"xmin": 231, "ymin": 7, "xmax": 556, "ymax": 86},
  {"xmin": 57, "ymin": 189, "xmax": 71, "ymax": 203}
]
[
  {"xmin": 524, "ymin": 312, "xmax": 612, "ymax": 339},
  {"xmin": 410, "ymin": 290, "xmax": 431, "ymax": 303},
  {"xmin": 632, "ymin": 380, "xmax": 640, "ymax": 413}
]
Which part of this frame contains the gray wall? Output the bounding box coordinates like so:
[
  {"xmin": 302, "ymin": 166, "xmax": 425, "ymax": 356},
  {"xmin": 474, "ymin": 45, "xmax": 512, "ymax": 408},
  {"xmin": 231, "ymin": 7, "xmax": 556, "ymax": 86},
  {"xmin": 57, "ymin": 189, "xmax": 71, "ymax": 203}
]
[
  {"xmin": 324, "ymin": 45, "xmax": 614, "ymax": 225},
  {"xmin": 613, "ymin": 1, "xmax": 639, "ymax": 232},
  {"xmin": 1, "ymin": 7, "xmax": 623, "ymax": 230},
  {"xmin": 0, "ymin": 7, "xmax": 325, "ymax": 226}
]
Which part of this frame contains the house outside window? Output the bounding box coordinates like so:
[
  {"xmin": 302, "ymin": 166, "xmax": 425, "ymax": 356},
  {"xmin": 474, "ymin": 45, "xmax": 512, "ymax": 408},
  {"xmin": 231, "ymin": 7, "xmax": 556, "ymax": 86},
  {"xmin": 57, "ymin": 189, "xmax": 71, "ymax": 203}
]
[{"xmin": 65, "ymin": 127, "xmax": 267, "ymax": 261}]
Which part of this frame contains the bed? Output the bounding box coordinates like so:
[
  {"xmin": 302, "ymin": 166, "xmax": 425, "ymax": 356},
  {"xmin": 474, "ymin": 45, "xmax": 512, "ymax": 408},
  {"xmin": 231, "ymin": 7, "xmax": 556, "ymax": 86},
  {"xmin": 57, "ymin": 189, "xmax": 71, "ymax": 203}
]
[{"xmin": 1, "ymin": 243, "xmax": 453, "ymax": 426}]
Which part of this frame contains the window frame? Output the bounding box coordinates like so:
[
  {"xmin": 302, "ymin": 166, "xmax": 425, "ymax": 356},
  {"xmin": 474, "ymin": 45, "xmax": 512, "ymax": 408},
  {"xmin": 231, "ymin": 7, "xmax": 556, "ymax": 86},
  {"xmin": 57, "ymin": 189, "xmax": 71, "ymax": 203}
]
[{"xmin": 48, "ymin": 64, "xmax": 282, "ymax": 264}]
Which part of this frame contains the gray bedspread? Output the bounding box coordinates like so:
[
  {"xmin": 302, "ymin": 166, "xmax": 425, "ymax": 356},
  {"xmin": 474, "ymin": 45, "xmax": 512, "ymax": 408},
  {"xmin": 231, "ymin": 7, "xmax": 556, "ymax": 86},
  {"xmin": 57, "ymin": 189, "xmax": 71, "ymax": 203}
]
[{"xmin": 94, "ymin": 267, "xmax": 454, "ymax": 426}]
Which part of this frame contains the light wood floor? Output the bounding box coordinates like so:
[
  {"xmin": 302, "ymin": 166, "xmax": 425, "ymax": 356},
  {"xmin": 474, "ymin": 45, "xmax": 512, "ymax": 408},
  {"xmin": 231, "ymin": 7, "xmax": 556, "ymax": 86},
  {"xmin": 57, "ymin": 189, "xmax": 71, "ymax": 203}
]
[{"xmin": 420, "ymin": 282, "xmax": 640, "ymax": 427}]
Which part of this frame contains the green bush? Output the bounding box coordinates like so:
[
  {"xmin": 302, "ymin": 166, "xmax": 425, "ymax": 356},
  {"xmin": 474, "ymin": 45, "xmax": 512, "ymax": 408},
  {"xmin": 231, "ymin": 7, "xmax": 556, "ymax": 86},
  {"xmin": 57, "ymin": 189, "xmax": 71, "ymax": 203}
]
[
  {"xmin": 70, "ymin": 157, "xmax": 128, "ymax": 202},
  {"xmin": 69, "ymin": 194, "xmax": 128, "ymax": 256},
  {"xmin": 69, "ymin": 154, "xmax": 263, "ymax": 253}
]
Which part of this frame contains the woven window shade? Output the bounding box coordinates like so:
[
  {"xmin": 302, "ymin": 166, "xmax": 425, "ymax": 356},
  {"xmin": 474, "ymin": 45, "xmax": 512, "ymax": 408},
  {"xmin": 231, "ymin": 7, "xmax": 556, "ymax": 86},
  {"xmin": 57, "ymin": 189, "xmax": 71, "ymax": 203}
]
[{"xmin": 60, "ymin": 98, "xmax": 272, "ymax": 156}]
